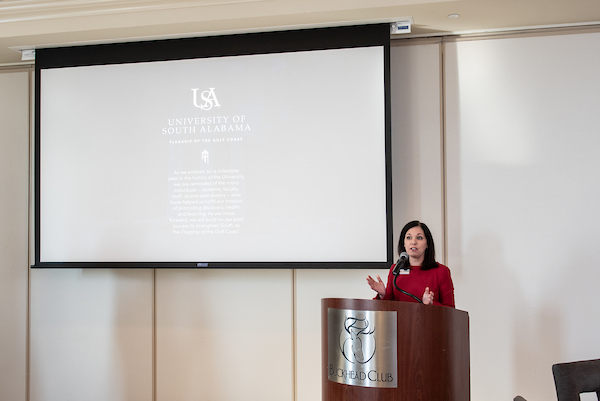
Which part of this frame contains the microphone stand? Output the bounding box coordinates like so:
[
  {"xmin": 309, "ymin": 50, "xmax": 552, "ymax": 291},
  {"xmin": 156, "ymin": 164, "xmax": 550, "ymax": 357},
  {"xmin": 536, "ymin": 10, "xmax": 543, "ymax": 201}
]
[{"xmin": 392, "ymin": 270, "xmax": 423, "ymax": 304}]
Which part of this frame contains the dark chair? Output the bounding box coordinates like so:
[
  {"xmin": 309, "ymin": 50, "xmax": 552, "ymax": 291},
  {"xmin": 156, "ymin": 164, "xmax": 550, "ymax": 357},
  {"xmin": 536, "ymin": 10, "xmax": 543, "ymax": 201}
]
[{"xmin": 552, "ymin": 359, "xmax": 600, "ymax": 401}]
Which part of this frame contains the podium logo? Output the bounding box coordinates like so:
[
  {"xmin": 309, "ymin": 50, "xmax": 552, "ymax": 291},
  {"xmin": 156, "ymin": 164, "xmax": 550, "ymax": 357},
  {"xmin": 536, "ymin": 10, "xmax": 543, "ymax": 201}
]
[
  {"xmin": 192, "ymin": 88, "xmax": 221, "ymax": 110},
  {"xmin": 327, "ymin": 307, "xmax": 397, "ymax": 388},
  {"xmin": 340, "ymin": 316, "xmax": 376, "ymax": 364}
]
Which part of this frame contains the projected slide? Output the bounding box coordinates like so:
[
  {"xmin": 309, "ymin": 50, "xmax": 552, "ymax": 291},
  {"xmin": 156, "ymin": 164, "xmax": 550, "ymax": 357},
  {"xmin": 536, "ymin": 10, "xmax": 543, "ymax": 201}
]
[{"xmin": 36, "ymin": 27, "xmax": 391, "ymax": 267}]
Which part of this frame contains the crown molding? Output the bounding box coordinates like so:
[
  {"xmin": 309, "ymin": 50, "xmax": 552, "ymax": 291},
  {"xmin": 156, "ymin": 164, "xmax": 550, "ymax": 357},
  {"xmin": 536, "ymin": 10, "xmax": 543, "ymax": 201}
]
[{"xmin": 0, "ymin": 0, "xmax": 264, "ymax": 23}]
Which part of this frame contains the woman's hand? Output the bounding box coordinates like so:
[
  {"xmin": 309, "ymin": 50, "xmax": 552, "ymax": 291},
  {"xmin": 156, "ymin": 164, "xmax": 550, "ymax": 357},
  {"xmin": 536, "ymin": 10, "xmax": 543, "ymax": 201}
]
[
  {"xmin": 422, "ymin": 287, "xmax": 434, "ymax": 305},
  {"xmin": 366, "ymin": 275, "xmax": 386, "ymax": 298}
]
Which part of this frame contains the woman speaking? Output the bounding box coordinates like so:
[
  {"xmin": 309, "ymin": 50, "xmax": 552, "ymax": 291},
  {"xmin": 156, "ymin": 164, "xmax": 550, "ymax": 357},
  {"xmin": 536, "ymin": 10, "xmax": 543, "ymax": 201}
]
[{"xmin": 366, "ymin": 220, "xmax": 455, "ymax": 308}]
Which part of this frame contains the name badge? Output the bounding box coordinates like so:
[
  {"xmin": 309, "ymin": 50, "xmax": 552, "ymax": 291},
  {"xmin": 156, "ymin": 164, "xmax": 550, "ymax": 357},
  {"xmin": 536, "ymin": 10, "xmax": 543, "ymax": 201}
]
[{"xmin": 399, "ymin": 269, "xmax": 410, "ymax": 275}]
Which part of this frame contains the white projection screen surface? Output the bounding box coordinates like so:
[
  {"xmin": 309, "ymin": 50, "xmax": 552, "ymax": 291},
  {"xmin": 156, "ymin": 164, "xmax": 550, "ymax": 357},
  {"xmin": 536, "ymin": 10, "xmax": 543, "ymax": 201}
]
[{"xmin": 34, "ymin": 24, "xmax": 393, "ymax": 268}]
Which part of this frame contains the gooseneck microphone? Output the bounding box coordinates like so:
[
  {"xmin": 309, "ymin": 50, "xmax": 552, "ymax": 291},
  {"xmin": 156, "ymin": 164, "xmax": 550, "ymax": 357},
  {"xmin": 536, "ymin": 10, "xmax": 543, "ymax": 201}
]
[
  {"xmin": 391, "ymin": 251, "xmax": 423, "ymax": 304},
  {"xmin": 392, "ymin": 252, "xmax": 409, "ymax": 275}
]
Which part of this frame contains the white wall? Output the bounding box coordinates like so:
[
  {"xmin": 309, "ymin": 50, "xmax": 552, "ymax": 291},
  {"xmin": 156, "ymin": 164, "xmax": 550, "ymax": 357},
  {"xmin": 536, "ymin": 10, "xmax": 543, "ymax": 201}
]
[
  {"xmin": 445, "ymin": 32, "xmax": 600, "ymax": 401},
  {"xmin": 2, "ymin": 29, "xmax": 600, "ymax": 401}
]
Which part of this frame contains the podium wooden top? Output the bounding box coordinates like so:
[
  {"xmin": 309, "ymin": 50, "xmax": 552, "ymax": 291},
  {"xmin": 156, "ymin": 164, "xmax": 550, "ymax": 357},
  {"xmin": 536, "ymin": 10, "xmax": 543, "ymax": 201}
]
[{"xmin": 322, "ymin": 297, "xmax": 468, "ymax": 317}]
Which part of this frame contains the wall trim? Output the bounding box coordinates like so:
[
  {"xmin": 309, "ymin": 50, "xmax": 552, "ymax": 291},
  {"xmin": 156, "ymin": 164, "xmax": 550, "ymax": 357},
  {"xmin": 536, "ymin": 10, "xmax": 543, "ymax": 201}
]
[{"xmin": 392, "ymin": 23, "xmax": 600, "ymax": 46}]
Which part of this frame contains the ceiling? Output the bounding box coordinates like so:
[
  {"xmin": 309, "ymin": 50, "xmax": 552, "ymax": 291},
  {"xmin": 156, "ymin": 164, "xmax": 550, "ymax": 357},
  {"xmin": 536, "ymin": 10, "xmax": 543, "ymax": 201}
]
[{"xmin": 1, "ymin": 0, "xmax": 600, "ymax": 65}]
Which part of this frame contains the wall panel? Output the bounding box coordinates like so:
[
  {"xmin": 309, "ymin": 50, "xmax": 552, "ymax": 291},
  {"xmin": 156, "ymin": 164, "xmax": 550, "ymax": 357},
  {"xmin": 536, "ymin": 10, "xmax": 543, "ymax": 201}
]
[
  {"xmin": 445, "ymin": 32, "xmax": 600, "ymax": 401},
  {"xmin": 155, "ymin": 269, "xmax": 294, "ymax": 401},
  {"xmin": 0, "ymin": 69, "xmax": 30, "ymax": 401},
  {"xmin": 29, "ymin": 269, "xmax": 154, "ymax": 401},
  {"xmin": 389, "ymin": 42, "xmax": 444, "ymax": 256}
]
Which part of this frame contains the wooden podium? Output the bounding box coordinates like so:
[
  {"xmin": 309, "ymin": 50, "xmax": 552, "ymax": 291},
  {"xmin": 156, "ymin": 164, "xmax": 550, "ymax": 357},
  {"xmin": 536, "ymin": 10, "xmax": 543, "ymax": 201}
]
[{"xmin": 322, "ymin": 298, "xmax": 470, "ymax": 401}]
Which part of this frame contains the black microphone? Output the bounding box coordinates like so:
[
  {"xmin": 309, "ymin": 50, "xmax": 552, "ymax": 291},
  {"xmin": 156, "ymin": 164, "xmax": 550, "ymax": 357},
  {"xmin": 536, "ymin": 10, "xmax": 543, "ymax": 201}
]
[
  {"xmin": 391, "ymin": 251, "xmax": 423, "ymax": 303},
  {"xmin": 392, "ymin": 252, "xmax": 409, "ymax": 276}
]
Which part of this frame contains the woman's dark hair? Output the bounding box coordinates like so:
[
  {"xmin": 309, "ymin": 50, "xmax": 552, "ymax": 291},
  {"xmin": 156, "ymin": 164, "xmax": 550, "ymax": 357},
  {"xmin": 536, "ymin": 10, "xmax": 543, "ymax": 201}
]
[{"xmin": 397, "ymin": 220, "xmax": 438, "ymax": 270}]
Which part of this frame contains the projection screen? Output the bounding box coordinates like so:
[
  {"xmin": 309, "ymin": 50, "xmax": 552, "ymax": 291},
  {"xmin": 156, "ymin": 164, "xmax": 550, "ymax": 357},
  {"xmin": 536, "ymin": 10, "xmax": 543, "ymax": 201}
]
[{"xmin": 33, "ymin": 24, "xmax": 393, "ymax": 268}]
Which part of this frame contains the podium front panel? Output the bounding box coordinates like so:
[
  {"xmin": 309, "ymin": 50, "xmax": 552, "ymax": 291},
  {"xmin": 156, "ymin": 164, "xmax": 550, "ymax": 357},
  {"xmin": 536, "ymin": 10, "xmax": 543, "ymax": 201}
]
[{"xmin": 322, "ymin": 298, "xmax": 470, "ymax": 401}]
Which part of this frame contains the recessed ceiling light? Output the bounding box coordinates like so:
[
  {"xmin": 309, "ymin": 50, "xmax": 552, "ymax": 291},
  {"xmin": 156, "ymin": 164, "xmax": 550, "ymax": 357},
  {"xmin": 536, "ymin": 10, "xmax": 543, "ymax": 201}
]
[{"xmin": 448, "ymin": 14, "xmax": 460, "ymax": 18}]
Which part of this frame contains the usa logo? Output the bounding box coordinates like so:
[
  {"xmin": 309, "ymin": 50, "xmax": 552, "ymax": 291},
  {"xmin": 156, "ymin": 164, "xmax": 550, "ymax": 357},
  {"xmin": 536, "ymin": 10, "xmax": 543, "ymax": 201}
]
[{"xmin": 191, "ymin": 87, "xmax": 221, "ymax": 110}]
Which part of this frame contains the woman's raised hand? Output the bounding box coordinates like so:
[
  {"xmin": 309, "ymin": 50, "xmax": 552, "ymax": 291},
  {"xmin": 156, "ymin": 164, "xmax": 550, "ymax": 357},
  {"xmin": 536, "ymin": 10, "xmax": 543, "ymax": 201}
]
[
  {"xmin": 422, "ymin": 287, "xmax": 435, "ymax": 305},
  {"xmin": 366, "ymin": 274, "xmax": 386, "ymax": 298}
]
